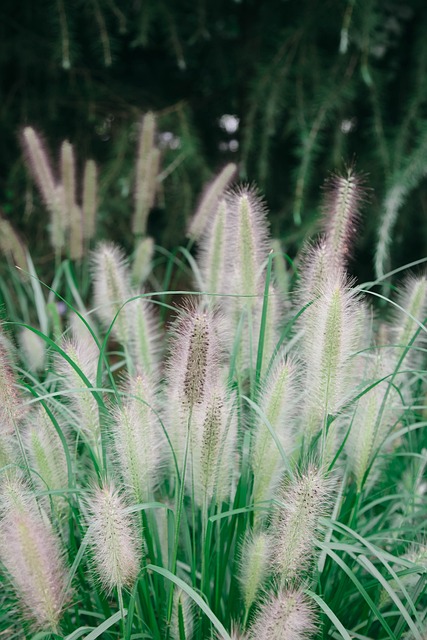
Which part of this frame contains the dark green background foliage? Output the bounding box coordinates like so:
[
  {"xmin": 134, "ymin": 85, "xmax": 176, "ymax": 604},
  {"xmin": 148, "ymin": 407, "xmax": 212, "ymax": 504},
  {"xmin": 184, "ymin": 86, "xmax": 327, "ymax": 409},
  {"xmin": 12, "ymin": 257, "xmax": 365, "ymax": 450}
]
[{"xmin": 1, "ymin": 0, "xmax": 427, "ymax": 279}]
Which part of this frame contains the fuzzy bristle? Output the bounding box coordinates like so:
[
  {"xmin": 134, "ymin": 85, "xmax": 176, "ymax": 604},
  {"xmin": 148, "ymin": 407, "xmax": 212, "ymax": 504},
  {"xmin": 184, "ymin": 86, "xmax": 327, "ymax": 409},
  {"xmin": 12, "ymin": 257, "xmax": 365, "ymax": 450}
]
[
  {"xmin": 87, "ymin": 483, "xmax": 141, "ymax": 592},
  {"xmin": 248, "ymin": 588, "xmax": 317, "ymax": 640}
]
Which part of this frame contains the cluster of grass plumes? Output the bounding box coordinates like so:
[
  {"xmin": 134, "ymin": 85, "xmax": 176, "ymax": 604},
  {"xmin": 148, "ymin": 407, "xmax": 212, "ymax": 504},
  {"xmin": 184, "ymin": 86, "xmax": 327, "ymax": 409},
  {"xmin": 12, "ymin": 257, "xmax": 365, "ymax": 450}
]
[{"xmin": 1, "ymin": 164, "xmax": 427, "ymax": 640}]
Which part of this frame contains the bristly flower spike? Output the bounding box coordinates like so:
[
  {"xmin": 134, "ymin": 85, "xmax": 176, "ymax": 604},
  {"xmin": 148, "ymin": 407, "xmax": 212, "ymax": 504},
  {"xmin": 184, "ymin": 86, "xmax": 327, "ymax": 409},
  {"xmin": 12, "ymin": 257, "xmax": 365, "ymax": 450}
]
[
  {"xmin": 322, "ymin": 168, "xmax": 364, "ymax": 271},
  {"xmin": 0, "ymin": 478, "xmax": 70, "ymax": 631},
  {"xmin": 112, "ymin": 373, "xmax": 163, "ymax": 504},
  {"xmin": 92, "ymin": 242, "xmax": 132, "ymax": 346},
  {"xmin": 198, "ymin": 198, "xmax": 228, "ymax": 296},
  {"xmin": 270, "ymin": 465, "xmax": 333, "ymax": 584},
  {"xmin": 252, "ymin": 356, "xmax": 298, "ymax": 515},
  {"xmin": 248, "ymin": 588, "xmax": 317, "ymax": 640},
  {"xmin": 132, "ymin": 236, "xmax": 155, "ymax": 285},
  {"xmin": 238, "ymin": 532, "xmax": 268, "ymax": 611},
  {"xmin": 187, "ymin": 163, "xmax": 237, "ymax": 241},
  {"xmin": 87, "ymin": 483, "xmax": 141, "ymax": 593}
]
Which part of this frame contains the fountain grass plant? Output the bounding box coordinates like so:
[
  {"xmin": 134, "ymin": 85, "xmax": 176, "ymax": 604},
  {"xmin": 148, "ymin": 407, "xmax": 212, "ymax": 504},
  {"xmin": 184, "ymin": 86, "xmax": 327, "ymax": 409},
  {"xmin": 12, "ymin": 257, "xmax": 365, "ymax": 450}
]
[{"xmin": 0, "ymin": 150, "xmax": 427, "ymax": 640}]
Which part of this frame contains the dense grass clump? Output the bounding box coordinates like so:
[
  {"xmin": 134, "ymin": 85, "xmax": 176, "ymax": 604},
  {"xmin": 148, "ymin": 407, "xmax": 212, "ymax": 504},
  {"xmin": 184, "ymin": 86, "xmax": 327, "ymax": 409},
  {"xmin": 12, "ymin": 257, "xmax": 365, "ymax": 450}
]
[{"xmin": 0, "ymin": 133, "xmax": 427, "ymax": 639}]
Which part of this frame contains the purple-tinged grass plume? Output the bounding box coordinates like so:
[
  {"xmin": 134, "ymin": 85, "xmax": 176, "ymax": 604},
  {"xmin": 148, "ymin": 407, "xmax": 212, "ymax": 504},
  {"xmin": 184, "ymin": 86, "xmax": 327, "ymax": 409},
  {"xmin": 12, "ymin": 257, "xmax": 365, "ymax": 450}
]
[
  {"xmin": 0, "ymin": 478, "xmax": 70, "ymax": 631},
  {"xmin": 126, "ymin": 296, "xmax": 161, "ymax": 377},
  {"xmin": 165, "ymin": 305, "xmax": 223, "ymax": 469},
  {"xmin": 252, "ymin": 356, "xmax": 298, "ymax": 515},
  {"xmin": 56, "ymin": 335, "xmax": 100, "ymax": 449},
  {"xmin": 132, "ymin": 236, "xmax": 155, "ymax": 285},
  {"xmin": 21, "ymin": 127, "xmax": 66, "ymax": 253},
  {"xmin": 60, "ymin": 140, "xmax": 76, "ymax": 225},
  {"xmin": 248, "ymin": 588, "xmax": 317, "ymax": 640},
  {"xmin": 87, "ymin": 483, "xmax": 141, "ymax": 593},
  {"xmin": 0, "ymin": 338, "xmax": 26, "ymax": 436},
  {"xmin": 300, "ymin": 272, "xmax": 363, "ymax": 451},
  {"xmin": 322, "ymin": 168, "xmax": 364, "ymax": 271},
  {"xmin": 18, "ymin": 328, "xmax": 45, "ymax": 373},
  {"xmin": 187, "ymin": 163, "xmax": 237, "ymax": 241},
  {"xmin": 92, "ymin": 242, "xmax": 132, "ymax": 345},
  {"xmin": 0, "ymin": 214, "xmax": 28, "ymax": 273},
  {"xmin": 270, "ymin": 466, "xmax": 332, "ymax": 584},
  {"xmin": 198, "ymin": 198, "xmax": 229, "ymax": 296},
  {"xmin": 190, "ymin": 384, "xmax": 238, "ymax": 506},
  {"xmin": 112, "ymin": 373, "xmax": 163, "ymax": 503},
  {"xmin": 238, "ymin": 532, "xmax": 268, "ymax": 611},
  {"xmin": 24, "ymin": 405, "xmax": 68, "ymax": 512}
]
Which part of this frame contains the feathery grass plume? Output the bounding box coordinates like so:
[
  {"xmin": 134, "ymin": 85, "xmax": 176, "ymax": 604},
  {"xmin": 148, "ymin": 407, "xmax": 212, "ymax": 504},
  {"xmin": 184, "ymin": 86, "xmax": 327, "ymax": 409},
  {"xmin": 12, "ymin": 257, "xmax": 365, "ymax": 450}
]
[
  {"xmin": 111, "ymin": 373, "xmax": 162, "ymax": 503},
  {"xmin": 132, "ymin": 236, "xmax": 155, "ymax": 285},
  {"xmin": 0, "ymin": 338, "xmax": 26, "ymax": 435},
  {"xmin": 238, "ymin": 532, "xmax": 268, "ymax": 611},
  {"xmin": 0, "ymin": 434, "xmax": 19, "ymax": 479},
  {"xmin": 21, "ymin": 127, "xmax": 66, "ymax": 252},
  {"xmin": 191, "ymin": 384, "xmax": 237, "ymax": 506},
  {"xmin": 69, "ymin": 204, "xmax": 84, "ymax": 261},
  {"xmin": 270, "ymin": 466, "xmax": 332, "ymax": 583},
  {"xmin": 92, "ymin": 242, "xmax": 132, "ymax": 345},
  {"xmin": 0, "ymin": 478, "xmax": 70, "ymax": 630},
  {"xmin": 252, "ymin": 356, "xmax": 298, "ymax": 513},
  {"xmin": 228, "ymin": 186, "xmax": 270, "ymax": 306},
  {"xmin": 18, "ymin": 328, "xmax": 45, "ymax": 372},
  {"xmin": 345, "ymin": 352, "xmax": 395, "ymax": 491},
  {"xmin": 198, "ymin": 198, "xmax": 228, "ymax": 296},
  {"xmin": 187, "ymin": 163, "xmax": 237, "ymax": 241},
  {"xmin": 0, "ymin": 214, "xmax": 28, "ymax": 273},
  {"xmin": 389, "ymin": 275, "xmax": 427, "ymax": 375},
  {"xmin": 165, "ymin": 305, "xmax": 222, "ymax": 466},
  {"xmin": 133, "ymin": 112, "xmax": 160, "ymax": 236},
  {"xmin": 170, "ymin": 589, "xmax": 195, "ymax": 640},
  {"xmin": 82, "ymin": 159, "xmax": 98, "ymax": 241},
  {"xmin": 126, "ymin": 296, "xmax": 161, "ymax": 377},
  {"xmin": 248, "ymin": 588, "xmax": 317, "ymax": 640},
  {"xmin": 300, "ymin": 271, "xmax": 363, "ymax": 446},
  {"xmin": 322, "ymin": 168, "xmax": 364, "ymax": 271},
  {"xmin": 25, "ymin": 405, "xmax": 68, "ymax": 512},
  {"xmin": 56, "ymin": 336, "xmax": 100, "ymax": 447},
  {"xmin": 87, "ymin": 483, "xmax": 141, "ymax": 593},
  {"xmin": 60, "ymin": 140, "xmax": 76, "ymax": 223}
]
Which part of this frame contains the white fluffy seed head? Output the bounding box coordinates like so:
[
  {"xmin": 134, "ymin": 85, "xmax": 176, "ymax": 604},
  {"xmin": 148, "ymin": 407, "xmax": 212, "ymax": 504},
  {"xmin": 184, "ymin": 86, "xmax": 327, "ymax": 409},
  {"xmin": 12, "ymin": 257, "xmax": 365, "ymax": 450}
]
[
  {"xmin": 24, "ymin": 405, "xmax": 68, "ymax": 512},
  {"xmin": 18, "ymin": 328, "xmax": 46, "ymax": 372},
  {"xmin": 322, "ymin": 169, "xmax": 364, "ymax": 271},
  {"xmin": 187, "ymin": 163, "xmax": 237, "ymax": 241},
  {"xmin": 57, "ymin": 336, "xmax": 100, "ymax": 445},
  {"xmin": 111, "ymin": 373, "xmax": 163, "ymax": 503},
  {"xmin": 238, "ymin": 532, "xmax": 268, "ymax": 610},
  {"xmin": 92, "ymin": 242, "xmax": 132, "ymax": 345},
  {"xmin": 198, "ymin": 198, "xmax": 229, "ymax": 295},
  {"xmin": 132, "ymin": 236, "xmax": 155, "ymax": 285},
  {"xmin": 87, "ymin": 483, "xmax": 141, "ymax": 593},
  {"xmin": 0, "ymin": 478, "xmax": 70, "ymax": 630},
  {"xmin": 227, "ymin": 186, "xmax": 270, "ymax": 305},
  {"xmin": 0, "ymin": 337, "xmax": 26, "ymax": 435},
  {"xmin": 248, "ymin": 588, "xmax": 317, "ymax": 640},
  {"xmin": 270, "ymin": 466, "xmax": 333, "ymax": 583},
  {"xmin": 0, "ymin": 215, "xmax": 28, "ymax": 274},
  {"xmin": 252, "ymin": 356, "xmax": 299, "ymax": 511},
  {"xmin": 300, "ymin": 271, "xmax": 363, "ymax": 443},
  {"xmin": 125, "ymin": 295, "xmax": 161, "ymax": 377}
]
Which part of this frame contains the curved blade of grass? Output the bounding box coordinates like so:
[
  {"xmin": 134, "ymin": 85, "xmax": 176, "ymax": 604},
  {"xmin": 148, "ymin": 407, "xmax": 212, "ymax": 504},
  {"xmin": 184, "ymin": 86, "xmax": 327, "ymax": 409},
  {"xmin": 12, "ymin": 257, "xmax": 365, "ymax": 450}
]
[
  {"xmin": 147, "ymin": 564, "xmax": 231, "ymax": 639},
  {"xmin": 78, "ymin": 610, "xmax": 127, "ymax": 640},
  {"xmin": 318, "ymin": 544, "xmax": 397, "ymax": 638},
  {"xmin": 305, "ymin": 589, "xmax": 352, "ymax": 640}
]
